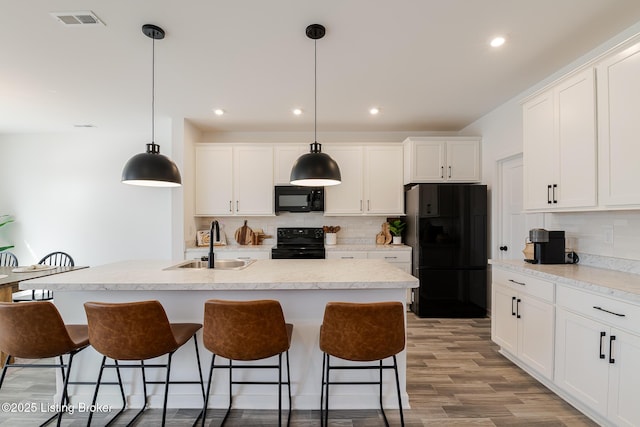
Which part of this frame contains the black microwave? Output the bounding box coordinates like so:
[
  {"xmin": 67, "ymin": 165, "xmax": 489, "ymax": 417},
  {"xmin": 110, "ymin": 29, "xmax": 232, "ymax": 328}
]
[{"xmin": 275, "ymin": 186, "xmax": 324, "ymax": 213}]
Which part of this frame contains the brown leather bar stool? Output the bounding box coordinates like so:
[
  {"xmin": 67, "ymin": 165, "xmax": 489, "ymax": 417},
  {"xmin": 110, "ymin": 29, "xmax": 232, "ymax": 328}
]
[
  {"xmin": 201, "ymin": 299, "xmax": 293, "ymax": 426},
  {"xmin": 0, "ymin": 301, "xmax": 89, "ymax": 427},
  {"xmin": 84, "ymin": 300, "xmax": 205, "ymax": 426},
  {"xmin": 319, "ymin": 301, "xmax": 406, "ymax": 427}
]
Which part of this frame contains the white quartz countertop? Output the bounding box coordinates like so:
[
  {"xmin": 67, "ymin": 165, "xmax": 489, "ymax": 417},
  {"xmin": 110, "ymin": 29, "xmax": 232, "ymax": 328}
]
[
  {"xmin": 489, "ymin": 259, "xmax": 640, "ymax": 303},
  {"xmin": 21, "ymin": 259, "xmax": 419, "ymax": 291},
  {"xmin": 186, "ymin": 245, "xmax": 273, "ymax": 252},
  {"xmin": 325, "ymin": 244, "xmax": 411, "ymax": 252}
]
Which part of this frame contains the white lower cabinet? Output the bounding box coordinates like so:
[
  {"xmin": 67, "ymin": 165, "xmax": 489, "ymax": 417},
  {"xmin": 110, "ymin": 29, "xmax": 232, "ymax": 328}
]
[
  {"xmin": 327, "ymin": 248, "xmax": 412, "ymax": 305},
  {"xmin": 326, "ymin": 249, "xmax": 411, "ymax": 273},
  {"xmin": 326, "ymin": 251, "xmax": 368, "ymax": 260},
  {"xmin": 491, "ymin": 268, "xmax": 554, "ymax": 379},
  {"xmin": 555, "ymin": 285, "xmax": 640, "ymax": 426},
  {"xmin": 492, "ymin": 265, "xmax": 640, "ymax": 426}
]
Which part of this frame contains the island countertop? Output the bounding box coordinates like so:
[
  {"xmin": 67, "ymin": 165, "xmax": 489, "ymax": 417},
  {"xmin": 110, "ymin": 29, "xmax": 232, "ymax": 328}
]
[
  {"xmin": 25, "ymin": 258, "xmax": 417, "ymax": 410},
  {"xmin": 21, "ymin": 259, "xmax": 419, "ymax": 291},
  {"xmin": 489, "ymin": 258, "xmax": 640, "ymax": 302}
]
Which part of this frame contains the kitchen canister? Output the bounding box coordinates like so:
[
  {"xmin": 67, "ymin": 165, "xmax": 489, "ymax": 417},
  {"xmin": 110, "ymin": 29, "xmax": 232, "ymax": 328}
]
[{"xmin": 325, "ymin": 232, "xmax": 337, "ymax": 245}]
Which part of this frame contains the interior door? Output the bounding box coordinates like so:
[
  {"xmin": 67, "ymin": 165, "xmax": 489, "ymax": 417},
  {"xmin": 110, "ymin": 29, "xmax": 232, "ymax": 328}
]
[{"xmin": 498, "ymin": 155, "xmax": 543, "ymax": 260}]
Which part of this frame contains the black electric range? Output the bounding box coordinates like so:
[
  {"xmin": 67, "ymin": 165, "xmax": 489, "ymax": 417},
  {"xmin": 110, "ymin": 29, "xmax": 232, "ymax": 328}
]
[{"xmin": 271, "ymin": 227, "xmax": 325, "ymax": 259}]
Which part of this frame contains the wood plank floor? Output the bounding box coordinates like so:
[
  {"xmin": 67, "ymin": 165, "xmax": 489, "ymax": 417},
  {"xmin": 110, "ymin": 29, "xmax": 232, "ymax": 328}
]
[{"xmin": 0, "ymin": 315, "xmax": 598, "ymax": 426}]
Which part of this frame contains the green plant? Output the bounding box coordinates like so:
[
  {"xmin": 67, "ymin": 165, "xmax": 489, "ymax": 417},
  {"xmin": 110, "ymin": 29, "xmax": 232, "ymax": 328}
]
[
  {"xmin": 388, "ymin": 219, "xmax": 406, "ymax": 237},
  {"xmin": 0, "ymin": 215, "xmax": 14, "ymax": 252}
]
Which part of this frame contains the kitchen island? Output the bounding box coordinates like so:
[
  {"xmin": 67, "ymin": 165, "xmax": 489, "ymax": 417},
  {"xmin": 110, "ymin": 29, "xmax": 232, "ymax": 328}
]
[{"xmin": 22, "ymin": 259, "xmax": 418, "ymax": 411}]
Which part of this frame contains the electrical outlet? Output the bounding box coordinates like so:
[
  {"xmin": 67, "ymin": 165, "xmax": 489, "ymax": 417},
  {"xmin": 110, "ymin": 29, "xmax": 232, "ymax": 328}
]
[{"xmin": 603, "ymin": 225, "xmax": 614, "ymax": 245}]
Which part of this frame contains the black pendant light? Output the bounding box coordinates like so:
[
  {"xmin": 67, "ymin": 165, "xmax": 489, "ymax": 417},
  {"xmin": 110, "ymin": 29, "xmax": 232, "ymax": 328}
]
[
  {"xmin": 290, "ymin": 24, "xmax": 341, "ymax": 187},
  {"xmin": 122, "ymin": 24, "xmax": 182, "ymax": 187}
]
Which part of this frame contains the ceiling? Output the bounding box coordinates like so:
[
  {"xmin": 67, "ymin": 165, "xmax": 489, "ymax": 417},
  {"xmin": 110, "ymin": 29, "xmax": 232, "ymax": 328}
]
[{"xmin": 2, "ymin": 1, "xmax": 640, "ymax": 135}]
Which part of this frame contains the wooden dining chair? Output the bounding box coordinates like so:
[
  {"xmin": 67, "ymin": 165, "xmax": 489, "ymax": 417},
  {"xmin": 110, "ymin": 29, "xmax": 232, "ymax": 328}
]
[
  {"xmin": 39, "ymin": 251, "xmax": 74, "ymax": 267},
  {"xmin": 0, "ymin": 252, "xmax": 18, "ymax": 267},
  {"xmin": 13, "ymin": 251, "xmax": 75, "ymax": 302}
]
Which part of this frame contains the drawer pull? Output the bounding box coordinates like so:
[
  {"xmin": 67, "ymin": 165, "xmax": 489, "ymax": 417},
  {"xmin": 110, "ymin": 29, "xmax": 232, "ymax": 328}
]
[
  {"xmin": 341, "ymin": 256, "xmax": 354, "ymax": 259},
  {"xmin": 511, "ymin": 296, "xmax": 516, "ymax": 316},
  {"xmin": 599, "ymin": 331, "xmax": 606, "ymax": 359},
  {"xmin": 609, "ymin": 335, "xmax": 616, "ymax": 364},
  {"xmin": 593, "ymin": 306, "xmax": 626, "ymax": 317},
  {"xmin": 508, "ymin": 279, "xmax": 526, "ymax": 286},
  {"xmin": 384, "ymin": 256, "xmax": 398, "ymax": 260}
]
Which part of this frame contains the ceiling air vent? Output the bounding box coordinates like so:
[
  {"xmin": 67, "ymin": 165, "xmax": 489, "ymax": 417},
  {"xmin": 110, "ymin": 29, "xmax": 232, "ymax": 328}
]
[{"xmin": 51, "ymin": 11, "xmax": 104, "ymax": 26}]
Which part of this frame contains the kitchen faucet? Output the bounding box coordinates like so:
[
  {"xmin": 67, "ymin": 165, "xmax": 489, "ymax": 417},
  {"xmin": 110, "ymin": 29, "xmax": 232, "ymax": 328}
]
[{"xmin": 208, "ymin": 220, "xmax": 220, "ymax": 268}]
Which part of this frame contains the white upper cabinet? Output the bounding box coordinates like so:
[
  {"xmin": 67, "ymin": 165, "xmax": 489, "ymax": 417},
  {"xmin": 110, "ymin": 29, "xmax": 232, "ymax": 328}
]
[
  {"xmin": 324, "ymin": 145, "xmax": 364, "ymax": 215},
  {"xmin": 597, "ymin": 41, "xmax": 640, "ymax": 207},
  {"xmin": 195, "ymin": 144, "xmax": 274, "ymax": 216},
  {"xmin": 523, "ymin": 91, "xmax": 557, "ymax": 210},
  {"xmin": 324, "ymin": 144, "xmax": 404, "ymax": 216},
  {"xmin": 273, "ymin": 144, "xmax": 308, "ymax": 185},
  {"xmin": 403, "ymin": 137, "xmax": 480, "ymax": 184},
  {"xmin": 522, "ymin": 68, "xmax": 597, "ymax": 210},
  {"xmin": 195, "ymin": 145, "xmax": 234, "ymax": 215},
  {"xmin": 364, "ymin": 145, "xmax": 404, "ymax": 215}
]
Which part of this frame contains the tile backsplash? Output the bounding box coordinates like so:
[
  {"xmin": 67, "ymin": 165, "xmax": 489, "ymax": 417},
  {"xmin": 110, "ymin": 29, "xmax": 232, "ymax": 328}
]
[
  {"xmin": 191, "ymin": 214, "xmax": 393, "ymax": 247},
  {"xmin": 546, "ymin": 210, "xmax": 640, "ymax": 271}
]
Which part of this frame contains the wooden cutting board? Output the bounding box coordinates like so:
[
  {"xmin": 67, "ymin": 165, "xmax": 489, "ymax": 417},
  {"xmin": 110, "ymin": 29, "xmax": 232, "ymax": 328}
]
[{"xmin": 234, "ymin": 220, "xmax": 254, "ymax": 245}]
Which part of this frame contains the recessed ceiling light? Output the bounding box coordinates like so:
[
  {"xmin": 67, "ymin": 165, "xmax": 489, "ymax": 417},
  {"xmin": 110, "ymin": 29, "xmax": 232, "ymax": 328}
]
[
  {"xmin": 490, "ymin": 36, "xmax": 506, "ymax": 48},
  {"xmin": 369, "ymin": 107, "xmax": 380, "ymax": 115},
  {"xmin": 213, "ymin": 109, "xmax": 225, "ymax": 116},
  {"xmin": 293, "ymin": 108, "xmax": 303, "ymax": 116}
]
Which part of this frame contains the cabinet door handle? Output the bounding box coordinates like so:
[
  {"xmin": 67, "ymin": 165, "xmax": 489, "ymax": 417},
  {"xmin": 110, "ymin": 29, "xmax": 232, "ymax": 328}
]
[
  {"xmin": 593, "ymin": 306, "xmax": 626, "ymax": 317},
  {"xmin": 367, "ymin": 200, "xmax": 370, "ymax": 211},
  {"xmin": 360, "ymin": 200, "xmax": 363, "ymax": 210},
  {"xmin": 553, "ymin": 184, "xmax": 558, "ymax": 204},
  {"xmin": 508, "ymin": 279, "xmax": 526, "ymax": 286},
  {"xmin": 547, "ymin": 185, "xmax": 552, "ymax": 204},
  {"xmin": 609, "ymin": 335, "xmax": 616, "ymax": 364},
  {"xmin": 448, "ymin": 166, "xmax": 452, "ymax": 178},
  {"xmin": 229, "ymin": 201, "xmax": 233, "ymax": 212},
  {"xmin": 511, "ymin": 296, "xmax": 516, "ymax": 316},
  {"xmin": 516, "ymin": 298, "xmax": 521, "ymax": 318},
  {"xmin": 599, "ymin": 331, "xmax": 606, "ymax": 359},
  {"xmin": 440, "ymin": 166, "xmax": 444, "ymax": 179},
  {"xmin": 236, "ymin": 201, "xmax": 239, "ymax": 211},
  {"xmin": 499, "ymin": 246, "xmax": 508, "ymax": 251}
]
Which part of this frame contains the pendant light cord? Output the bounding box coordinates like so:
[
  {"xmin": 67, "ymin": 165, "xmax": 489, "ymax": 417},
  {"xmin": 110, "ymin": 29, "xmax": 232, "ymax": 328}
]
[
  {"xmin": 151, "ymin": 33, "xmax": 156, "ymax": 145},
  {"xmin": 314, "ymin": 38, "xmax": 317, "ymax": 144}
]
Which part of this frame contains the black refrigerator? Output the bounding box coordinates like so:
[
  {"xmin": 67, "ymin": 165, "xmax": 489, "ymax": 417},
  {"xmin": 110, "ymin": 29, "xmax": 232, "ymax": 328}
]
[{"xmin": 405, "ymin": 184, "xmax": 487, "ymax": 318}]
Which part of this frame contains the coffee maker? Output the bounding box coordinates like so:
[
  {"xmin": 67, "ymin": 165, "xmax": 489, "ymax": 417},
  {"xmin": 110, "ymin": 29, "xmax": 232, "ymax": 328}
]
[{"xmin": 527, "ymin": 229, "xmax": 566, "ymax": 264}]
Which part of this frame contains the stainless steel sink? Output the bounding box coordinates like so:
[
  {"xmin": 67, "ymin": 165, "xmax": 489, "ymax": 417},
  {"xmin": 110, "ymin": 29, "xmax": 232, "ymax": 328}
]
[{"xmin": 165, "ymin": 259, "xmax": 255, "ymax": 270}]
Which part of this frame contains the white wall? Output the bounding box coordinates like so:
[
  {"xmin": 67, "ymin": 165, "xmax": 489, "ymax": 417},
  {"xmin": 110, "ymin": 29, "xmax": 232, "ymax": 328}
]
[
  {"xmin": 0, "ymin": 129, "xmax": 176, "ymax": 266},
  {"xmin": 462, "ymin": 20, "xmax": 640, "ymax": 262}
]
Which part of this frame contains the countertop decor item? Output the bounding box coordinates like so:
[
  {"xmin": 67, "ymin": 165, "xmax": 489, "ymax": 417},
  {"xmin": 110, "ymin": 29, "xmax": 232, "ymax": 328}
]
[
  {"xmin": 375, "ymin": 222, "xmax": 392, "ymax": 245},
  {"xmin": 234, "ymin": 220, "xmax": 255, "ymax": 245},
  {"xmin": 289, "ymin": 24, "xmax": 341, "ymax": 187},
  {"xmin": 323, "ymin": 225, "xmax": 340, "ymax": 245},
  {"xmin": 197, "ymin": 229, "xmax": 227, "ymax": 247},
  {"xmin": 121, "ymin": 24, "xmax": 182, "ymax": 187},
  {"xmin": 388, "ymin": 219, "xmax": 406, "ymax": 237}
]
